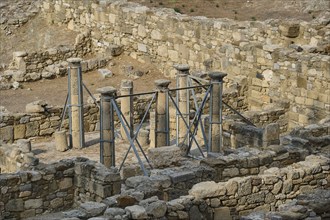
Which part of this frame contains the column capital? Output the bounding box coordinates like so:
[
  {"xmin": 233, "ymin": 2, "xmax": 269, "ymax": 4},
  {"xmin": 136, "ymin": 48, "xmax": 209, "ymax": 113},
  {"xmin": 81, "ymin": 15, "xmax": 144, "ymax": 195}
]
[
  {"xmin": 97, "ymin": 86, "xmax": 117, "ymax": 96},
  {"xmin": 208, "ymin": 72, "xmax": 227, "ymax": 82},
  {"xmin": 174, "ymin": 64, "xmax": 190, "ymax": 72},
  {"xmin": 120, "ymin": 79, "xmax": 133, "ymax": 89},
  {"xmin": 67, "ymin": 58, "xmax": 82, "ymax": 67},
  {"xmin": 155, "ymin": 79, "xmax": 171, "ymax": 90}
]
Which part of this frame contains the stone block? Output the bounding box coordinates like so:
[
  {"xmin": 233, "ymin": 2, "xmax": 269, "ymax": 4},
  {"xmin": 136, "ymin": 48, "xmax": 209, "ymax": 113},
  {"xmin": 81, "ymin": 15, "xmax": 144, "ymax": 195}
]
[
  {"xmin": 25, "ymin": 121, "xmax": 39, "ymax": 137},
  {"xmin": 5, "ymin": 199, "xmax": 24, "ymax": 212},
  {"xmin": 0, "ymin": 126, "xmax": 14, "ymax": 143},
  {"xmin": 213, "ymin": 207, "xmax": 232, "ymax": 220},
  {"xmin": 189, "ymin": 181, "xmax": 226, "ymax": 199},
  {"xmin": 24, "ymin": 199, "xmax": 43, "ymax": 209},
  {"xmin": 59, "ymin": 178, "xmax": 73, "ymax": 189},
  {"xmin": 279, "ymin": 22, "xmax": 300, "ymax": 38},
  {"xmin": 80, "ymin": 201, "xmax": 107, "ymax": 218},
  {"xmin": 169, "ymin": 171, "xmax": 195, "ymax": 184},
  {"xmin": 263, "ymin": 123, "xmax": 280, "ymax": 147},
  {"xmin": 125, "ymin": 205, "xmax": 148, "ymax": 219},
  {"xmin": 148, "ymin": 145, "xmax": 182, "ymax": 168},
  {"xmin": 14, "ymin": 124, "xmax": 26, "ymax": 140}
]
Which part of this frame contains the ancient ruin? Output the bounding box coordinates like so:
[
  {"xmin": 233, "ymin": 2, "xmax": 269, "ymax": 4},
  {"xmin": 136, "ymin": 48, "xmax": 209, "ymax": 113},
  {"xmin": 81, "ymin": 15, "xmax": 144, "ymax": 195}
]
[{"xmin": 0, "ymin": 0, "xmax": 329, "ymax": 219}]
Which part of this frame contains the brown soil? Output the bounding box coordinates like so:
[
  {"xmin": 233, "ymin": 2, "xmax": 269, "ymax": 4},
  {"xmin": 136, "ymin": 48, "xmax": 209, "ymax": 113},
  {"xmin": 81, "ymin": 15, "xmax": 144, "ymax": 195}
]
[
  {"xmin": 128, "ymin": 0, "xmax": 319, "ymax": 21},
  {"xmin": 0, "ymin": 54, "xmax": 172, "ymax": 113}
]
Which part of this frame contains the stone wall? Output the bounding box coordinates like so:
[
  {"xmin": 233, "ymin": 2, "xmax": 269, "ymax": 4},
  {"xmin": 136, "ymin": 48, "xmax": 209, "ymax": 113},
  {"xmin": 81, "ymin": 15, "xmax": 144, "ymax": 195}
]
[
  {"xmin": 122, "ymin": 142, "xmax": 310, "ymax": 201},
  {"xmin": 40, "ymin": 0, "xmax": 330, "ymax": 129},
  {"xmin": 0, "ymin": 142, "xmax": 39, "ymax": 173},
  {"xmin": 0, "ymin": 86, "xmax": 248, "ymax": 143},
  {"xmin": 0, "ymin": 103, "xmax": 99, "ymax": 143},
  {"xmin": 188, "ymin": 154, "xmax": 330, "ymax": 218},
  {"xmin": 39, "ymin": 155, "xmax": 329, "ymax": 220},
  {"xmin": 0, "ymin": 157, "xmax": 120, "ymax": 219}
]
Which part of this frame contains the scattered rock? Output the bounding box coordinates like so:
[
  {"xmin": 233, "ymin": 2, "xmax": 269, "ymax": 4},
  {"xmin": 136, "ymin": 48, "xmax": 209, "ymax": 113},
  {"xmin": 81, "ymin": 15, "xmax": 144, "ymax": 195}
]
[{"xmin": 98, "ymin": 69, "xmax": 113, "ymax": 79}]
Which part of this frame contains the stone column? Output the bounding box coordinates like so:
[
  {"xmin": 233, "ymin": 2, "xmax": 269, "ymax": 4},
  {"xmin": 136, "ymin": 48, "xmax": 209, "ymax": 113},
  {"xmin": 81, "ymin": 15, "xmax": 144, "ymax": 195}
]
[
  {"xmin": 154, "ymin": 79, "xmax": 171, "ymax": 148},
  {"xmin": 68, "ymin": 58, "xmax": 85, "ymax": 149},
  {"xmin": 54, "ymin": 130, "xmax": 68, "ymax": 152},
  {"xmin": 174, "ymin": 64, "xmax": 190, "ymax": 146},
  {"xmin": 208, "ymin": 72, "xmax": 227, "ymax": 153},
  {"xmin": 97, "ymin": 86, "xmax": 117, "ymax": 168},
  {"xmin": 120, "ymin": 80, "xmax": 133, "ymax": 141}
]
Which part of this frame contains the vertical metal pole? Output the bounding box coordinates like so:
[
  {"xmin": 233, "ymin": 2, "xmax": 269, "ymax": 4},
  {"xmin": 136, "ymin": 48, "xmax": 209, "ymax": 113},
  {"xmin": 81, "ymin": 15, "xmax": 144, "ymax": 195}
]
[
  {"xmin": 67, "ymin": 58, "xmax": 85, "ymax": 149},
  {"xmin": 208, "ymin": 72, "xmax": 227, "ymax": 153},
  {"xmin": 154, "ymin": 79, "xmax": 171, "ymax": 148},
  {"xmin": 174, "ymin": 64, "xmax": 190, "ymax": 146},
  {"xmin": 68, "ymin": 68, "xmax": 73, "ymax": 149},
  {"xmin": 120, "ymin": 80, "xmax": 134, "ymax": 140},
  {"xmin": 97, "ymin": 86, "xmax": 117, "ymax": 168}
]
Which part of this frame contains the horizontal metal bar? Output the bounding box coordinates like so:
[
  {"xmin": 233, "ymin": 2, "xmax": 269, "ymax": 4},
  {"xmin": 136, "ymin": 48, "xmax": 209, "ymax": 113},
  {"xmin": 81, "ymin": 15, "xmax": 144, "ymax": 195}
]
[
  {"xmin": 188, "ymin": 75, "xmax": 210, "ymax": 83},
  {"xmin": 169, "ymin": 84, "xmax": 210, "ymax": 92},
  {"xmin": 116, "ymin": 91, "xmax": 157, "ymax": 98}
]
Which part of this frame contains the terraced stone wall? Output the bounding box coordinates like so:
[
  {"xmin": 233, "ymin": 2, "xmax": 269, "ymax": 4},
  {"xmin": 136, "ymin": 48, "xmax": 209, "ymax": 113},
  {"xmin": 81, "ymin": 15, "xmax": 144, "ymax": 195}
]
[{"xmin": 41, "ymin": 0, "xmax": 330, "ymax": 129}]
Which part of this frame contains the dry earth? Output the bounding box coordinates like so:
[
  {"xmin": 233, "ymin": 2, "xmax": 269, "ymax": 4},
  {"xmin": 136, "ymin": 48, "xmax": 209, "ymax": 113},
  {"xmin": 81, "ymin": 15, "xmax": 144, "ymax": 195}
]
[{"xmin": 128, "ymin": 0, "xmax": 322, "ymax": 21}]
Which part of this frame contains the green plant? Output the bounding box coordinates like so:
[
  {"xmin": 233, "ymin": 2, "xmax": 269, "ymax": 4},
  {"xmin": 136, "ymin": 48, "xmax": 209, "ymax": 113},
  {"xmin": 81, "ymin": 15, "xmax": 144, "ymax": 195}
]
[
  {"xmin": 149, "ymin": 0, "xmax": 153, "ymax": 3},
  {"xmin": 174, "ymin": 7, "xmax": 181, "ymax": 13},
  {"xmin": 216, "ymin": 4, "xmax": 219, "ymax": 8},
  {"xmin": 159, "ymin": 2, "xmax": 163, "ymax": 5},
  {"xmin": 182, "ymin": 4, "xmax": 185, "ymax": 7},
  {"xmin": 251, "ymin": 16, "xmax": 256, "ymax": 21},
  {"xmin": 190, "ymin": 8, "xmax": 195, "ymax": 12}
]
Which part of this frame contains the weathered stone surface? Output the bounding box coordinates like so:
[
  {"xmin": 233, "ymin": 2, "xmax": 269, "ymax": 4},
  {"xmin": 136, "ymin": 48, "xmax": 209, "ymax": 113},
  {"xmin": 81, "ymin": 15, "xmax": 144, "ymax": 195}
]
[
  {"xmin": 104, "ymin": 207, "xmax": 126, "ymax": 218},
  {"xmin": 98, "ymin": 69, "xmax": 113, "ymax": 79},
  {"xmin": 145, "ymin": 200, "xmax": 167, "ymax": 218},
  {"xmin": 25, "ymin": 100, "xmax": 47, "ymax": 113},
  {"xmin": 148, "ymin": 145, "xmax": 182, "ymax": 168},
  {"xmin": 116, "ymin": 195, "xmax": 138, "ymax": 208},
  {"xmin": 80, "ymin": 202, "xmax": 107, "ymax": 218},
  {"xmin": 125, "ymin": 205, "xmax": 148, "ymax": 219},
  {"xmin": 189, "ymin": 181, "xmax": 226, "ymax": 199}
]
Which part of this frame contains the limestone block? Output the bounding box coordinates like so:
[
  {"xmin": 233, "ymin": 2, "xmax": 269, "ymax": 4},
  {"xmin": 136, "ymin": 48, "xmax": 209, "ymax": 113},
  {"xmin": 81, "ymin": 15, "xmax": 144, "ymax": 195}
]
[
  {"xmin": 17, "ymin": 139, "xmax": 31, "ymax": 153},
  {"xmin": 104, "ymin": 207, "xmax": 126, "ymax": 218},
  {"xmin": 59, "ymin": 178, "xmax": 73, "ymax": 190},
  {"xmin": 25, "ymin": 100, "xmax": 47, "ymax": 113},
  {"xmin": 125, "ymin": 205, "xmax": 148, "ymax": 219},
  {"xmin": 144, "ymin": 200, "xmax": 167, "ymax": 218},
  {"xmin": 279, "ymin": 22, "xmax": 300, "ymax": 38},
  {"xmin": 263, "ymin": 123, "xmax": 280, "ymax": 147},
  {"xmin": 5, "ymin": 199, "xmax": 24, "ymax": 211},
  {"xmin": 14, "ymin": 124, "xmax": 26, "ymax": 139},
  {"xmin": 148, "ymin": 145, "xmax": 181, "ymax": 168},
  {"xmin": 151, "ymin": 30, "xmax": 162, "ymax": 40},
  {"xmin": 80, "ymin": 201, "xmax": 107, "ymax": 218},
  {"xmin": 25, "ymin": 122, "xmax": 39, "ymax": 137},
  {"xmin": 24, "ymin": 199, "xmax": 43, "ymax": 209},
  {"xmin": 0, "ymin": 126, "xmax": 14, "ymax": 143},
  {"xmin": 189, "ymin": 181, "xmax": 226, "ymax": 199},
  {"xmin": 213, "ymin": 207, "xmax": 232, "ymax": 220},
  {"xmin": 108, "ymin": 44, "xmax": 123, "ymax": 56},
  {"xmin": 98, "ymin": 69, "xmax": 113, "ymax": 79},
  {"xmin": 55, "ymin": 130, "xmax": 69, "ymax": 152}
]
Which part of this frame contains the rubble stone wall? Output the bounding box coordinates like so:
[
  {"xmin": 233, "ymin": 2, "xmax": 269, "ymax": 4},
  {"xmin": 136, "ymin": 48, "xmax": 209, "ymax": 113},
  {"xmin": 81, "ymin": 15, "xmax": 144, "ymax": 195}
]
[
  {"xmin": 40, "ymin": 0, "xmax": 330, "ymax": 129},
  {"xmin": 127, "ymin": 144, "xmax": 310, "ymax": 201},
  {"xmin": 0, "ymin": 158, "xmax": 120, "ymax": 220},
  {"xmin": 187, "ymin": 155, "xmax": 330, "ymax": 218},
  {"xmin": 0, "ymin": 88, "xmax": 247, "ymax": 143}
]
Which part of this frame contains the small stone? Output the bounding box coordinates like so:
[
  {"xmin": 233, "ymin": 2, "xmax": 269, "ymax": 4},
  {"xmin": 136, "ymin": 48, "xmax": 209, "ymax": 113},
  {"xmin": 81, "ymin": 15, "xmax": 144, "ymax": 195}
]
[{"xmin": 98, "ymin": 69, "xmax": 113, "ymax": 79}]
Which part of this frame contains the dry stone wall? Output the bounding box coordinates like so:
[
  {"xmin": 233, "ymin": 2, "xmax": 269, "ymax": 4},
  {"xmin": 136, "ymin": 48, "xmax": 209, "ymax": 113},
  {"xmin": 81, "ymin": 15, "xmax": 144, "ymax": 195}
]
[
  {"xmin": 40, "ymin": 0, "xmax": 330, "ymax": 129},
  {"xmin": 0, "ymin": 157, "xmax": 120, "ymax": 220},
  {"xmin": 188, "ymin": 155, "xmax": 330, "ymax": 218}
]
